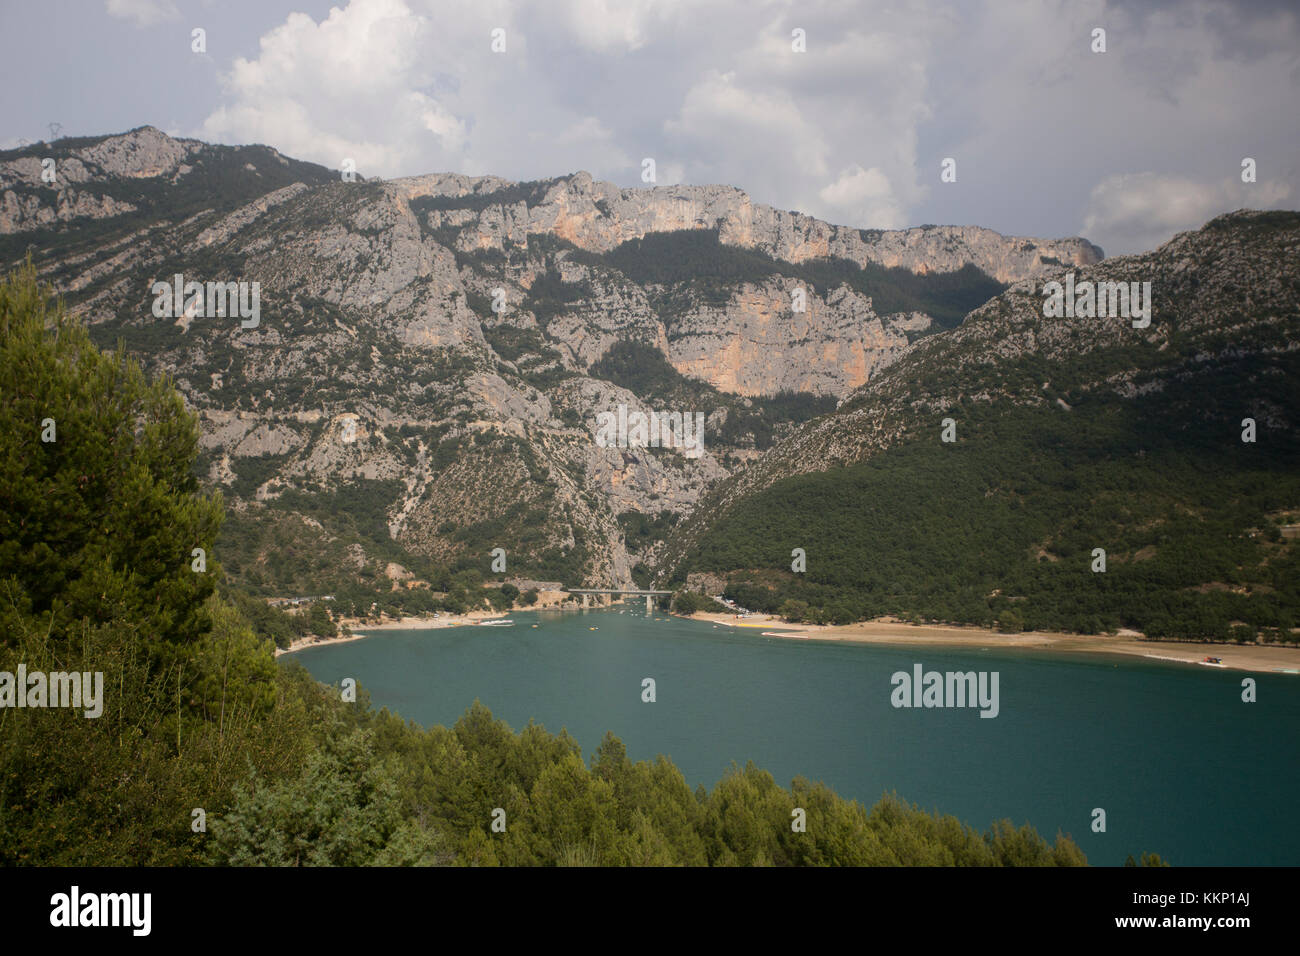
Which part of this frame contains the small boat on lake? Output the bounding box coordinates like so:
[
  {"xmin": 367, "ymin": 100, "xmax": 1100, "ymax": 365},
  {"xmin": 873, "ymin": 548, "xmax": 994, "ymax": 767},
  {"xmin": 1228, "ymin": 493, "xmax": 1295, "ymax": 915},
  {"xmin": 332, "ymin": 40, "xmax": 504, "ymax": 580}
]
[{"xmin": 478, "ymin": 619, "xmax": 514, "ymax": 627}]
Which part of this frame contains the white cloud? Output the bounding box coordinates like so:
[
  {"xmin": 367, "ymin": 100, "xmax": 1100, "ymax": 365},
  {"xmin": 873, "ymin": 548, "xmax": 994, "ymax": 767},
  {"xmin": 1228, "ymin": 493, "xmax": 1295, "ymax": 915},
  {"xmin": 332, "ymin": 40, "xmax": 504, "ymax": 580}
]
[
  {"xmin": 200, "ymin": 0, "xmax": 467, "ymax": 176},
  {"xmin": 194, "ymin": 0, "xmax": 659, "ymax": 181},
  {"xmin": 916, "ymin": 0, "xmax": 1300, "ymax": 244},
  {"xmin": 185, "ymin": 0, "xmax": 953, "ymax": 228},
  {"xmin": 660, "ymin": 3, "xmax": 940, "ymax": 229},
  {"xmin": 105, "ymin": 0, "xmax": 178, "ymax": 28},
  {"xmin": 545, "ymin": 117, "xmax": 632, "ymax": 170},
  {"xmin": 666, "ymin": 69, "xmax": 831, "ymax": 178},
  {"xmin": 819, "ymin": 166, "xmax": 907, "ymax": 230},
  {"xmin": 558, "ymin": 0, "xmax": 675, "ymax": 53},
  {"xmin": 192, "ymin": 0, "xmax": 943, "ymax": 223},
  {"xmin": 1082, "ymin": 171, "xmax": 1292, "ymax": 255},
  {"xmin": 180, "ymin": 0, "xmax": 1298, "ymax": 243}
]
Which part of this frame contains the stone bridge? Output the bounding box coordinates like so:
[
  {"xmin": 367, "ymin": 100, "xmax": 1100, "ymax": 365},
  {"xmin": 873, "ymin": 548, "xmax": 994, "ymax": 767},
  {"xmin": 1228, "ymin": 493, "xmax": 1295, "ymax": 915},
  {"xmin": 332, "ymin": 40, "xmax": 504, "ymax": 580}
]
[{"xmin": 565, "ymin": 588, "xmax": 673, "ymax": 613}]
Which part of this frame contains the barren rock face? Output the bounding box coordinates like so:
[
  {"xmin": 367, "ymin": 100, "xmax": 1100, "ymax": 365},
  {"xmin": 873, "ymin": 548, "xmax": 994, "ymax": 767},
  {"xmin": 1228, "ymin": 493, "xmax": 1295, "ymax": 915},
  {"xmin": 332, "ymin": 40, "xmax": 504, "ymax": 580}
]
[
  {"xmin": 396, "ymin": 167, "xmax": 1098, "ymax": 404},
  {"xmin": 665, "ymin": 278, "xmax": 912, "ymax": 397},
  {"xmin": 0, "ymin": 187, "xmax": 138, "ymax": 232},
  {"xmin": 0, "ymin": 125, "xmax": 331, "ymax": 235},
  {"xmin": 415, "ymin": 170, "xmax": 1101, "ymax": 284},
  {"xmin": 75, "ymin": 126, "xmax": 200, "ymax": 179}
]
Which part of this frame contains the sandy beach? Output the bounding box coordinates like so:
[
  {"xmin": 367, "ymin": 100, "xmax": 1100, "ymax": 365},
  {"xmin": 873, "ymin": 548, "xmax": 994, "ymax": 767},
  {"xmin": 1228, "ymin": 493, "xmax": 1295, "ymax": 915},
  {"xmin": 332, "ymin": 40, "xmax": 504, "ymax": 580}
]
[
  {"xmin": 685, "ymin": 612, "xmax": 1300, "ymax": 674},
  {"xmin": 274, "ymin": 608, "xmax": 506, "ymax": 656}
]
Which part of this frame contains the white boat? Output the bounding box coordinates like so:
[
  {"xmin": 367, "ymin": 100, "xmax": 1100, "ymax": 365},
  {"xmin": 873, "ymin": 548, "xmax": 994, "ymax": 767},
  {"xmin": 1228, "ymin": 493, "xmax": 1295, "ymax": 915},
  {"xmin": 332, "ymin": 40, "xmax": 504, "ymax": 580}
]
[{"xmin": 477, "ymin": 618, "xmax": 514, "ymax": 626}]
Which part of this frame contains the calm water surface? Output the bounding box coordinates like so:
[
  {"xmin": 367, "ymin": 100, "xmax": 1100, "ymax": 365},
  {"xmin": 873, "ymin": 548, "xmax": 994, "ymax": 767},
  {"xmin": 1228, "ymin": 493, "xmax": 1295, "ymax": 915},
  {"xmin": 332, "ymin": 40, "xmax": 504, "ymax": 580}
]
[{"xmin": 292, "ymin": 607, "xmax": 1300, "ymax": 865}]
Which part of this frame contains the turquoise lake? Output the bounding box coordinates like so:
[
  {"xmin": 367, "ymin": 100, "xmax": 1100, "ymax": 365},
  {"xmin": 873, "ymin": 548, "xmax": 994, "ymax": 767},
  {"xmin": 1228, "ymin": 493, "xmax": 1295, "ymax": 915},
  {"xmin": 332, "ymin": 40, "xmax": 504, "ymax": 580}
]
[{"xmin": 290, "ymin": 607, "xmax": 1300, "ymax": 865}]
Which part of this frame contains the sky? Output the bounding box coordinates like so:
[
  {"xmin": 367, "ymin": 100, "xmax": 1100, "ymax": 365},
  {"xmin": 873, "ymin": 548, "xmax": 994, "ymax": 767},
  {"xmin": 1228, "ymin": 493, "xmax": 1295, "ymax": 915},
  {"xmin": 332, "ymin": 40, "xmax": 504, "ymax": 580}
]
[{"xmin": 1, "ymin": 0, "xmax": 1297, "ymax": 255}]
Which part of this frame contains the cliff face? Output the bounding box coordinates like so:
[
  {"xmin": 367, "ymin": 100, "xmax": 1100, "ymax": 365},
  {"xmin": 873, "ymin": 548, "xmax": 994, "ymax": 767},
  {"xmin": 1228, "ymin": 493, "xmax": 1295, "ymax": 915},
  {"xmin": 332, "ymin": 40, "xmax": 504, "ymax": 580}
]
[
  {"xmin": 664, "ymin": 279, "xmax": 914, "ymax": 397},
  {"xmin": 2, "ymin": 126, "xmax": 1105, "ymax": 588},
  {"xmin": 393, "ymin": 166, "xmax": 1098, "ymax": 399},
  {"xmin": 410, "ymin": 170, "xmax": 1103, "ymax": 283}
]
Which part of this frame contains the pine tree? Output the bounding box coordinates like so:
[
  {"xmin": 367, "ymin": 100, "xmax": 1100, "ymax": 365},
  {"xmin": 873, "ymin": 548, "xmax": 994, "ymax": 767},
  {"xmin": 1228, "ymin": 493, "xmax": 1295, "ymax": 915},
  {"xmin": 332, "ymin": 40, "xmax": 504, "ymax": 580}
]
[{"xmin": 0, "ymin": 260, "xmax": 223, "ymax": 655}]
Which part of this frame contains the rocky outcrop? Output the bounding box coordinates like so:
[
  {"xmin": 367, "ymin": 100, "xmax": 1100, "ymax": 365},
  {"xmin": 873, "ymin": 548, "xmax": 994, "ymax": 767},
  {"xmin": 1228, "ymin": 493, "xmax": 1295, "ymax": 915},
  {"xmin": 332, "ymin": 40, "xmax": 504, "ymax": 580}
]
[
  {"xmin": 74, "ymin": 126, "xmax": 201, "ymax": 179},
  {"xmin": 415, "ymin": 170, "xmax": 1103, "ymax": 284},
  {"xmin": 666, "ymin": 278, "xmax": 915, "ymax": 397},
  {"xmin": 0, "ymin": 186, "xmax": 138, "ymax": 233},
  {"xmin": 0, "ymin": 125, "xmax": 331, "ymax": 235}
]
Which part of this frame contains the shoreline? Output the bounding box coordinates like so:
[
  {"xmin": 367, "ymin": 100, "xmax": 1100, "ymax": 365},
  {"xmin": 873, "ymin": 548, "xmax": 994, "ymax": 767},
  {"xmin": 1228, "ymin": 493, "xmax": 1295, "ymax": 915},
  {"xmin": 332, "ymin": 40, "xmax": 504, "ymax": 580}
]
[
  {"xmin": 274, "ymin": 608, "xmax": 507, "ymax": 656},
  {"xmin": 684, "ymin": 612, "xmax": 1300, "ymax": 674},
  {"xmin": 274, "ymin": 603, "xmax": 1300, "ymax": 675}
]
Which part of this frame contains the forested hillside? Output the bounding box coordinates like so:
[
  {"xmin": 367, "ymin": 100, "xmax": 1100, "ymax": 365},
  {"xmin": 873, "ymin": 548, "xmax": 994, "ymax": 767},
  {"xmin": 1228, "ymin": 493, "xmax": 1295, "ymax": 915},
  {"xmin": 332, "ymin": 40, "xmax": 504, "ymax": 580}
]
[{"xmin": 661, "ymin": 211, "xmax": 1300, "ymax": 641}]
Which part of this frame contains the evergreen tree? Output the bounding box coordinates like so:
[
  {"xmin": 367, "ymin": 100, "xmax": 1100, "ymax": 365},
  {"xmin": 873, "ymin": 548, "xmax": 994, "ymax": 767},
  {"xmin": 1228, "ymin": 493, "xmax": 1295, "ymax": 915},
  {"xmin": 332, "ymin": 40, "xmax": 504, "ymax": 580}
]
[{"xmin": 0, "ymin": 260, "xmax": 222, "ymax": 655}]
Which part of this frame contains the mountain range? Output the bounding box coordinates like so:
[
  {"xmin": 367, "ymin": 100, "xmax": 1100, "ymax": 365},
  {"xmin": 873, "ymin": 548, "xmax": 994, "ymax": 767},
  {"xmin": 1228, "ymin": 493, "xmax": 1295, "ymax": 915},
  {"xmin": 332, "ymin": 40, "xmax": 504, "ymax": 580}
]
[{"xmin": 5, "ymin": 125, "xmax": 1294, "ymax": 640}]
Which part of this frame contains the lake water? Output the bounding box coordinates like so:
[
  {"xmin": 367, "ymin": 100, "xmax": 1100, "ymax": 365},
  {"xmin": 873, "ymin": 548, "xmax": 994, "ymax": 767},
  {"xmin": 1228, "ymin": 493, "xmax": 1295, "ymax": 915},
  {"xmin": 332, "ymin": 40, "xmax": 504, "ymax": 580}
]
[{"xmin": 291, "ymin": 607, "xmax": 1300, "ymax": 865}]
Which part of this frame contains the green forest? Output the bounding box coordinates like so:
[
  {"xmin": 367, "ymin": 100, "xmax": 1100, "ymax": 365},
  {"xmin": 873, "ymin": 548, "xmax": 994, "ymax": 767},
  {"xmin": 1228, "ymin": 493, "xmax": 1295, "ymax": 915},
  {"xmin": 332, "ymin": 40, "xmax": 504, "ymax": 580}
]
[
  {"xmin": 0, "ymin": 263, "xmax": 1165, "ymax": 866},
  {"xmin": 675, "ymin": 354, "xmax": 1300, "ymax": 639}
]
